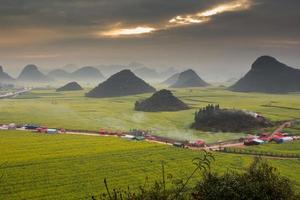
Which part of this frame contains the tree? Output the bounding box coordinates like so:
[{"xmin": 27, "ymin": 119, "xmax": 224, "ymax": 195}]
[
  {"xmin": 192, "ymin": 157, "xmax": 299, "ymax": 200},
  {"xmin": 192, "ymin": 104, "xmax": 270, "ymax": 132}
]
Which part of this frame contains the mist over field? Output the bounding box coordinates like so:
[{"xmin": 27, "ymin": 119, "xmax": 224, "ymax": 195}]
[{"xmin": 0, "ymin": 0, "xmax": 300, "ymax": 82}]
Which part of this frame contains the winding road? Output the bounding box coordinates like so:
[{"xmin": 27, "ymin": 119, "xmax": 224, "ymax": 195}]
[{"xmin": 0, "ymin": 88, "xmax": 32, "ymax": 99}]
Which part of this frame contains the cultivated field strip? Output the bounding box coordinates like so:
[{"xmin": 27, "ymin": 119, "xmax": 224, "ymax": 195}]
[
  {"xmin": 0, "ymin": 131, "xmax": 201, "ymax": 199},
  {"xmin": 1, "ymin": 88, "xmax": 300, "ymax": 142},
  {"xmin": 0, "ymin": 130, "xmax": 300, "ymax": 199}
]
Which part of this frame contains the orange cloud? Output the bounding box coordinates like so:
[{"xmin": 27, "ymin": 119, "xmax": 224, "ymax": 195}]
[
  {"xmin": 101, "ymin": 26, "xmax": 156, "ymax": 37},
  {"xmin": 99, "ymin": 0, "xmax": 253, "ymax": 37}
]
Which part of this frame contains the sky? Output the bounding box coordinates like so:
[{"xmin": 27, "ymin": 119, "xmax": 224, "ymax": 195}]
[{"xmin": 0, "ymin": 0, "xmax": 299, "ymax": 80}]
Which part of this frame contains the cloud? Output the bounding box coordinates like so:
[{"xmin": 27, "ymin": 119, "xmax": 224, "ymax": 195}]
[
  {"xmin": 17, "ymin": 54, "xmax": 61, "ymax": 59},
  {"xmin": 0, "ymin": 0, "xmax": 299, "ymax": 40},
  {"xmin": 168, "ymin": 0, "xmax": 252, "ymax": 26},
  {"xmin": 0, "ymin": 0, "xmax": 299, "ymax": 71},
  {"xmin": 0, "ymin": 28, "xmax": 65, "ymax": 47},
  {"xmin": 101, "ymin": 27, "xmax": 156, "ymax": 37},
  {"xmin": 98, "ymin": 0, "xmax": 253, "ymax": 37}
]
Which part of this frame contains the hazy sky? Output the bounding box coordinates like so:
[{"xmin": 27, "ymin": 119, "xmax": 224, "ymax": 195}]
[{"xmin": 0, "ymin": 0, "xmax": 299, "ymax": 80}]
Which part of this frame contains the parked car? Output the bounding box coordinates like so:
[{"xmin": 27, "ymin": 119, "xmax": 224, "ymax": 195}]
[
  {"xmin": 244, "ymin": 138, "xmax": 264, "ymax": 146},
  {"xmin": 24, "ymin": 124, "xmax": 40, "ymax": 130},
  {"xmin": 47, "ymin": 129, "xmax": 58, "ymax": 134},
  {"xmin": 8, "ymin": 123, "xmax": 16, "ymax": 130},
  {"xmin": 188, "ymin": 140, "xmax": 206, "ymax": 147},
  {"xmin": 36, "ymin": 127, "xmax": 48, "ymax": 133},
  {"xmin": 173, "ymin": 142, "xmax": 185, "ymax": 148}
]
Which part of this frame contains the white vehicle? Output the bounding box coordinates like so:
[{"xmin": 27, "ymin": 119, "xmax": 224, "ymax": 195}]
[{"xmin": 122, "ymin": 135, "xmax": 135, "ymax": 140}]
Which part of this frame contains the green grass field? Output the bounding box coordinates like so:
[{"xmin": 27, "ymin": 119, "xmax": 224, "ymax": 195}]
[
  {"xmin": 226, "ymin": 140, "xmax": 300, "ymax": 156},
  {"xmin": 0, "ymin": 87, "xmax": 299, "ymax": 143},
  {"xmin": 0, "ymin": 130, "xmax": 299, "ymax": 200}
]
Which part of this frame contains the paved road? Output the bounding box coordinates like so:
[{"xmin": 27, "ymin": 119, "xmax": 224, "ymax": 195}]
[
  {"xmin": 0, "ymin": 88, "xmax": 32, "ymax": 99},
  {"xmin": 3, "ymin": 120, "xmax": 299, "ymax": 160}
]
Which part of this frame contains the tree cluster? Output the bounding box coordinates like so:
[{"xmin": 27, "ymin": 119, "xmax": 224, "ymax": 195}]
[{"xmin": 192, "ymin": 104, "xmax": 269, "ymax": 132}]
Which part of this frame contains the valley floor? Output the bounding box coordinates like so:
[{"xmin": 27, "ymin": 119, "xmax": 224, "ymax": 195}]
[
  {"xmin": 0, "ymin": 87, "xmax": 299, "ymax": 199},
  {"xmin": 0, "ymin": 87, "xmax": 299, "ymax": 143}
]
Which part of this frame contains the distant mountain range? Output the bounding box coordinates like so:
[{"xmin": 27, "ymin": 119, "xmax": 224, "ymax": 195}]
[
  {"xmin": 62, "ymin": 64, "xmax": 79, "ymax": 72},
  {"xmin": 133, "ymin": 67, "xmax": 159, "ymax": 79},
  {"xmin": 48, "ymin": 66, "xmax": 104, "ymax": 82},
  {"xmin": 1, "ymin": 56, "xmax": 299, "ymax": 94},
  {"xmin": 97, "ymin": 64, "xmax": 178, "ymax": 80},
  {"xmin": 162, "ymin": 73, "xmax": 180, "ymax": 85},
  {"xmin": 2, "ymin": 64, "xmax": 104, "ymax": 83},
  {"xmin": 48, "ymin": 69, "xmax": 71, "ymax": 79},
  {"xmin": 97, "ymin": 65, "xmax": 128, "ymax": 77},
  {"xmin": 18, "ymin": 64, "xmax": 52, "ymax": 82},
  {"xmin": 72, "ymin": 66, "xmax": 104, "ymax": 81},
  {"xmin": 230, "ymin": 56, "xmax": 300, "ymax": 93}
]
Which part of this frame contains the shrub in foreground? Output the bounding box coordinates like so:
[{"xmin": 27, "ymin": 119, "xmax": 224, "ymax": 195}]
[
  {"xmin": 192, "ymin": 158, "xmax": 298, "ymax": 200},
  {"xmin": 93, "ymin": 153, "xmax": 299, "ymax": 200}
]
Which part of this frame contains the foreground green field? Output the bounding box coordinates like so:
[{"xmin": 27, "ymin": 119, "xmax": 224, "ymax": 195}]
[
  {"xmin": 224, "ymin": 140, "xmax": 300, "ymax": 158},
  {"xmin": 0, "ymin": 87, "xmax": 299, "ymax": 142},
  {"xmin": 0, "ymin": 130, "xmax": 299, "ymax": 200},
  {"xmin": 243, "ymin": 140, "xmax": 300, "ymax": 155}
]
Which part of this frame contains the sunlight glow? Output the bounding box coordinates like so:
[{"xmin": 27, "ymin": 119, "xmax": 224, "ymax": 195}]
[
  {"xmin": 101, "ymin": 26, "xmax": 156, "ymax": 37},
  {"xmin": 200, "ymin": 0, "xmax": 251, "ymax": 17},
  {"xmin": 169, "ymin": 0, "xmax": 251, "ymax": 26},
  {"xmin": 169, "ymin": 16, "xmax": 207, "ymax": 25},
  {"xmin": 99, "ymin": 0, "xmax": 252, "ymax": 37}
]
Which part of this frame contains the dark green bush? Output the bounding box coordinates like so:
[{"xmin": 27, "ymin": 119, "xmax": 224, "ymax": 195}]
[
  {"xmin": 192, "ymin": 157, "xmax": 298, "ymax": 200},
  {"xmin": 192, "ymin": 104, "xmax": 271, "ymax": 132},
  {"xmin": 93, "ymin": 155, "xmax": 299, "ymax": 200}
]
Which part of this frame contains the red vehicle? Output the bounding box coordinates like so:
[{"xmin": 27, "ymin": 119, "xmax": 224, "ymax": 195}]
[
  {"xmin": 188, "ymin": 140, "xmax": 206, "ymax": 147},
  {"xmin": 273, "ymin": 132, "xmax": 284, "ymax": 137},
  {"xmin": 258, "ymin": 133, "xmax": 271, "ymax": 142},
  {"xmin": 259, "ymin": 136, "xmax": 271, "ymax": 142},
  {"xmin": 107, "ymin": 129, "xmax": 117, "ymax": 135},
  {"xmin": 60, "ymin": 128, "xmax": 66, "ymax": 133},
  {"xmin": 258, "ymin": 132, "xmax": 269, "ymax": 137},
  {"xmin": 145, "ymin": 135, "xmax": 156, "ymax": 140},
  {"xmin": 99, "ymin": 129, "xmax": 108, "ymax": 135},
  {"xmin": 36, "ymin": 127, "xmax": 48, "ymax": 133},
  {"xmin": 244, "ymin": 139, "xmax": 258, "ymax": 146}
]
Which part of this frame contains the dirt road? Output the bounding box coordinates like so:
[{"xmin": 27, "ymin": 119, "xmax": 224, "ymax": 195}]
[{"xmin": 272, "ymin": 121, "xmax": 292, "ymax": 135}]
